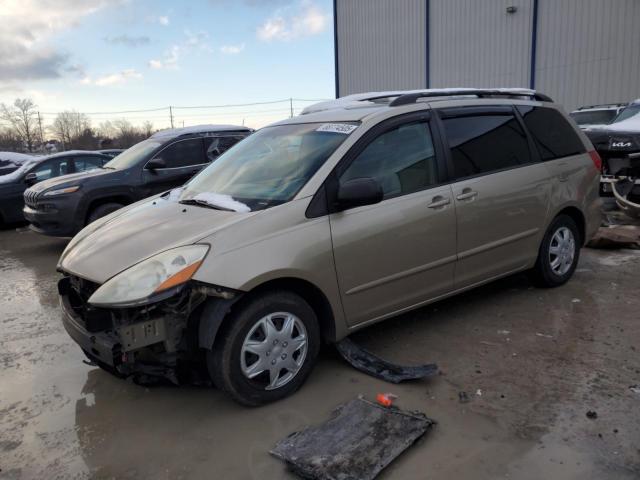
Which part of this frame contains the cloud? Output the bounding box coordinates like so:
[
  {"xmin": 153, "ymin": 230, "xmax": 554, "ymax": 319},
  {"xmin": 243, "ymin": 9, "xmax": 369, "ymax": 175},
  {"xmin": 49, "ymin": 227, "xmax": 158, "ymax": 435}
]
[
  {"xmin": 257, "ymin": 1, "xmax": 329, "ymax": 42},
  {"xmin": 82, "ymin": 69, "xmax": 143, "ymax": 86},
  {"xmin": 0, "ymin": 0, "xmax": 124, "ymax": 84},
  {"xmin": 185, "ymin": 30, "xmax": 212, "ymax": 51},
  {"xmin": 148, "ymin": 45, "xmax": 180, "ymax": 69},
  {"xmin": 147, "ymin": 14, "xmax": 170, "ymax": 26},
  {"xmin": 104, "ymin": 35, "xmax": 151, "ymax": 47},
  {"xmin": 220, "ymin": 43, "xmax": 245, "ymax": 55},
  {"xmin": 147, "ymin": 31, "xmax": 211, "ymax": 69}
]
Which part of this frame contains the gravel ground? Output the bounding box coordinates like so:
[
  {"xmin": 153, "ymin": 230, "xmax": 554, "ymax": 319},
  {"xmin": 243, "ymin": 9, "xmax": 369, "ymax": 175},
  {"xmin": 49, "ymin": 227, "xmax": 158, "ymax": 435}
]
[{"xmin": 1, "ymin": 226, "xmax": 639, "ymax": 479}]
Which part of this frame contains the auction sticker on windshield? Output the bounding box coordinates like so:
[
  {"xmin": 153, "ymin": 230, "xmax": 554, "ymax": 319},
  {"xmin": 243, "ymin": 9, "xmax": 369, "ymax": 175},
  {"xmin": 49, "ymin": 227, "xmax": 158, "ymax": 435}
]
[{"xmin": 316, "ymin": 123, "xmax": 358, "ymax": 135}]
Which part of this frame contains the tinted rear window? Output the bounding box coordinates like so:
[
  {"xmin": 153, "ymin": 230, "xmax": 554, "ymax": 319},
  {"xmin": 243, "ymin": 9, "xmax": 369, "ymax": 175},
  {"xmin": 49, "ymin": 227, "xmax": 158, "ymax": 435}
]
[
  {"xmin": 442, "ymin": 113, "xmax": 531, "ymax": 179},
  {"xmin": 570, "ymin": 109, "xmax": 618, "ymax": 126},
  {"xmin": 518, "ymin": 106, "xmax": 585, "ymax": 160}
]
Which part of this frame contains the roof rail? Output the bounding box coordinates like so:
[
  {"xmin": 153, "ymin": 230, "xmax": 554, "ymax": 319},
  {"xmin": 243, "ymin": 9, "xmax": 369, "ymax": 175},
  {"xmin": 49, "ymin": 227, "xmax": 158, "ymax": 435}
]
[{"xmin": 389, "ymin": 88, "xmax": 553, "ymax": 107}]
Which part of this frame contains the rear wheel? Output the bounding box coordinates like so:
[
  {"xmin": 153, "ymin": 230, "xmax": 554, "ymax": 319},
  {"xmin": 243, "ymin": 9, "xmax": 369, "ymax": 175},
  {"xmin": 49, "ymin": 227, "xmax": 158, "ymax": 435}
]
[
  {"xmin": 87, "ymin": 202, "xmax": 123, "ymax": 225},
  {"xmin": 207, "ymin": 291, "xmax": 320, "ymax": 406},
  {"xmin": 530, "ymin": 215, "xmax": 580, "ymax": 287}
]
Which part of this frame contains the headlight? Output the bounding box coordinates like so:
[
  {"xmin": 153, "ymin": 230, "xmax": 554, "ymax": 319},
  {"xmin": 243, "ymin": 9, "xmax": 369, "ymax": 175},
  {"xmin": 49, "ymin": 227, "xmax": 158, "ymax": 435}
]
[
  {"xmin": 44, "ymin": 186, "xmax": 79, "ymax": 196},
  {"xmin": 88, "ymin": 245, "xmax": 209, "ymax": 307}
]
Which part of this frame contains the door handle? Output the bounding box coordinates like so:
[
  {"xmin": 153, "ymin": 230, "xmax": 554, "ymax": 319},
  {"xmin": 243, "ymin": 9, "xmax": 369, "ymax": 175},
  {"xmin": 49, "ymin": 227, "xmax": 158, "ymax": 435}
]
[
  {"xmin": 456, "ymin": 189, "xmax": 478, "ymax": 201},
  {"xmin": 427, "ymin": 196, "xmax": 451, "ymax": 209}
]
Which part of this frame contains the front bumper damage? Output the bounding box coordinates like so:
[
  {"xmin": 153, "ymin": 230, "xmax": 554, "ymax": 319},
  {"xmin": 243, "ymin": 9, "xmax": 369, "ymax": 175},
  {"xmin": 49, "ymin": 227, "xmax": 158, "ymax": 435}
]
[{"xmin": 58, "ymin": 275, "xmax": 234, "ymax": 383}]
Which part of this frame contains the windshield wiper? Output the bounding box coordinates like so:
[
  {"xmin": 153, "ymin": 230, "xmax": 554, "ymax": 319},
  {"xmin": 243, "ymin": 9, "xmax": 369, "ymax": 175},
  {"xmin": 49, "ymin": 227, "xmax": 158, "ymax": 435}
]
[{"xmin": 179, "ymin": 198, "xmax": 234, "ymax": 212}]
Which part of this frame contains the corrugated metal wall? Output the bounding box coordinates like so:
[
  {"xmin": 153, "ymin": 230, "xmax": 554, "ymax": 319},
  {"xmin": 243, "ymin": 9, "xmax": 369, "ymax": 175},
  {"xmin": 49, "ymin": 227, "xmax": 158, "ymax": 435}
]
[
  {"xmin": 429, "ymin": 0, "xmax": 533, "ymax": 88},
  {"xmin": 335, "ymin": 0, "xmax": 640, "ymax": 110},
  {"xmin": 336, "ymin": 0, "xmax": 426, "ymax": 96},
  {"xmin": 535, "ymin": 0, "xmax": 640, "ymax": 111}
]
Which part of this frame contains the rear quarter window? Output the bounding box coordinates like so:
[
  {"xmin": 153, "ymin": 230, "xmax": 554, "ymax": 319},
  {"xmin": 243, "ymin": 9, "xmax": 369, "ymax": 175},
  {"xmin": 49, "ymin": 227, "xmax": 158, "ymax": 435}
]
[
  {"xmin": 518, "ymin": 106, "xmax": 586, "ymax": 160},
  {"xmin": 441, "ymin": 113, "xmax": 531, "ymax": 179}
]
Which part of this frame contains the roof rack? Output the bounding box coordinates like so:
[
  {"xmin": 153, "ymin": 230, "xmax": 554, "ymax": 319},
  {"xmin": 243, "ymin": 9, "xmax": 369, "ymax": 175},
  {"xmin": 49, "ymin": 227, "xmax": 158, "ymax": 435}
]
[
  {"xmin": 300, "ymin": 89, "xmax": 553, "ymax": 116},
  {"xmin": 388, "ymin": 88, "xmax": 553, "ymax": 107}
]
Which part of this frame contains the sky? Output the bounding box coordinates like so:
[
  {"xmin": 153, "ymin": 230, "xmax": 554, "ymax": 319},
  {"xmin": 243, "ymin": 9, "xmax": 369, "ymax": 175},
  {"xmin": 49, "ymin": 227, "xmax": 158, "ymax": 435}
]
[{"xmin": 0, "ymin": 0, "xmax": 335, "ymax": 129}]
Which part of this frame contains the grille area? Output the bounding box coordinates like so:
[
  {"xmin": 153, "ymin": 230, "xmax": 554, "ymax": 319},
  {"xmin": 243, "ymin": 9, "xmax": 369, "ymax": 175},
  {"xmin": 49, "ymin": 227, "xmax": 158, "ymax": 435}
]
[
  {"xmin": 59, "ymin": 275, "xmax": 112, "ymax": 332},
  {"xmin": 23, "ymin": 189, "xmax": 39, "ymax": 208}
]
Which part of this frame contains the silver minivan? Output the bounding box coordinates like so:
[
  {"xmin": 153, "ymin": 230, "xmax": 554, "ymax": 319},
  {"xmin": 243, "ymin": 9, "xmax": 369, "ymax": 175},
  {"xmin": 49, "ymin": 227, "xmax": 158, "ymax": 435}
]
[{"xmin": 57, "ymin": 89, "xmax": 601, "ymax": 405}]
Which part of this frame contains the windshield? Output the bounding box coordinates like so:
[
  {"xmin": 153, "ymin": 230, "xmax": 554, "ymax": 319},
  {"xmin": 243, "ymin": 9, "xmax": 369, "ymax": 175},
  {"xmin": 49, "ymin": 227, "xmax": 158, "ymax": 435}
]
[
  {"xmin": 179, "ymin": 122, "xmax": 357, "ymax": 211},
  {"xmin": 611, "ymin": 105, "xmax": 640, "ymax": 124},
  {"xmin": 103, "ymin": 138, "xmax": 162, "ymax": 170}
]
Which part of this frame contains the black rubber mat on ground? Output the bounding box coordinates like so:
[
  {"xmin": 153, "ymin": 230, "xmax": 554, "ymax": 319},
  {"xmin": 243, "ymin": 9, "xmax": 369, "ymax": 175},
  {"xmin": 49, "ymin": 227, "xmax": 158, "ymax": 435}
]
[
  {"xmin": 336, "ymin": 337, "xmax": 438, "ymax": 383},
  {"xmin": 271, "ymin": 397, "xmax": 435, "ymax": 480}
]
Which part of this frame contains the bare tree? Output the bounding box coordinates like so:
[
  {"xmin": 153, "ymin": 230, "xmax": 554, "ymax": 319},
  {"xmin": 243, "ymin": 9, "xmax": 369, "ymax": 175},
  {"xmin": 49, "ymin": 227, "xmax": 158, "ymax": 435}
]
[
  {"xmin": 51, "ymin": 111, "xmax": 92, "ymax": 150},
  {"xmin": 97, "ymin": 119, "xmax": 153, "ymax": 149},
  {"xmin": 0, "ymin": 127, "xmax": 23, "ymax": 151},
  {"xmin": 0, "ymin": 98, "xmax": 39, "ymax": 152},
  {"xmin": 142, "ymin": 120, "xmax": 154, "ymax": 137}
]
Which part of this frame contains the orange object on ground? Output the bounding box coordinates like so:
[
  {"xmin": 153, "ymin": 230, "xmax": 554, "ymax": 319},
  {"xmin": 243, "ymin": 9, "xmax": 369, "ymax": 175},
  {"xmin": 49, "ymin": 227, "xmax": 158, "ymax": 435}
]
[{"xmin": 376, "ymin": 393, "xmax": 397, "ymax": 407}]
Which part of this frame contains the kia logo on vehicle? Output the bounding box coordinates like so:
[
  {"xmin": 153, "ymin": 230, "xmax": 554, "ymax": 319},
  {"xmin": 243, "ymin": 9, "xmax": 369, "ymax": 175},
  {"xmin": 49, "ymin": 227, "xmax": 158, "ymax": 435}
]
[{"xmin": 611, "ymin": 140, "xmax": 632, "ymax": 148}]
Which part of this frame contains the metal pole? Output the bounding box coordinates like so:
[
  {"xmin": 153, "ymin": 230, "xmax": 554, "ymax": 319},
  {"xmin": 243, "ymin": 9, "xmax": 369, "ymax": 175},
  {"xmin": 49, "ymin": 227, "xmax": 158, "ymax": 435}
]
[
  {"xmin": 290, "ymin": 98, "xmax": 294, "ymax": 118},
  {"xmin": 37, "ymin": 111, "xmax": 44, "ymax": 148},
  {"xmin": 169, "ymin": 106, "xmax": 174, "ymax": 129}
]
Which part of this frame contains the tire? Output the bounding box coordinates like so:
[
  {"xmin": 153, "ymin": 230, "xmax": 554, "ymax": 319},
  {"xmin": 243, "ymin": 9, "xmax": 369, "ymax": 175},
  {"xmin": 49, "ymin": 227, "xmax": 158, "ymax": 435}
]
[
  {"xmin": 207, "ymin": 291, "xmax": 320, "ymax": 406},
  {"xmin": 87, "ymin": 202, "xmax": 123, "ymax": 225},
  {"xmin": 530, "ymin": 214, "xmax": 581, "ymax": 288}
]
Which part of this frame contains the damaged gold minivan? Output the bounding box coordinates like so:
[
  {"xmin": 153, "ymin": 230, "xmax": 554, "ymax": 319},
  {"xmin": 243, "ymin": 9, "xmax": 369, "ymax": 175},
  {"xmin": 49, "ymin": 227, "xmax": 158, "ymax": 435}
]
[{"xmin": 57, "ymin": 89, "xmax": 601, "ymax": 405}]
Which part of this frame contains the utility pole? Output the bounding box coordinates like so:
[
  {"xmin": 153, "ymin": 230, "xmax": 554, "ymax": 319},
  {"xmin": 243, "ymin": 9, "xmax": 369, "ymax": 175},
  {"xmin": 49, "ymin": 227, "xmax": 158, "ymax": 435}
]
[
  {"xmin": 169, "ymin": 106, "xmax": 174, "ymax": 129},
  {"xmin": 37, "ymin": 111, "xmax": 44, "ymax": 149},
  {"xmin": 290, "ymin": 98, "xmax": 294, "ymax": 118}
]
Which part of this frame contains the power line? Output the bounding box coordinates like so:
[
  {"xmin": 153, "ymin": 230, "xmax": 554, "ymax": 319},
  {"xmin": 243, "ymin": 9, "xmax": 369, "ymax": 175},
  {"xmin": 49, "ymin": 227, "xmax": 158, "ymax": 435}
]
[{"xmin": 37, "ymin": 98, "xmax": 328, "ymax": 116}]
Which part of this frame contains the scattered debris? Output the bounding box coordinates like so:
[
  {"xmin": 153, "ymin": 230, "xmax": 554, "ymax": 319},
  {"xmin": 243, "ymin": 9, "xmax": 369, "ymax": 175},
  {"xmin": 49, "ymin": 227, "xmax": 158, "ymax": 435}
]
[
  {"xmin": 271, "ymin": 397, "xmax": 435, "ymax": 480},
  {"xmin": 629, "ymin": 385, "xmax": 640, "ymax": 394},
  {"xmin": 587, "ymin": 225, "xmax": 640, "ymax": 250},
  {"xmin": 497, "ymin": 329, "xmax": 510, "ymax": 335},
  {"xmin": 458, "ymin": 391, "xmax": 470, "ymax": 403},
  {"xmin": 586, "ymin": 410, "xmax": 598, "ymax": 419},
  {"xmin": 536, "ymin": 332, "xmax": 554, "ymax": 339},
  {"xmin": 476, "ymin": 389, "xmax": 483, "ymax": 397},
  {"xmin": 376, "ymin": 392, "xmax": 397, "ymax": 407},
  {"xmin": 335, "ymin": 337, "xmax": 438, "ymax": 384},
  {"xmin": 572, "ymin": 298, "xmax": 581, "ymax": 303}
]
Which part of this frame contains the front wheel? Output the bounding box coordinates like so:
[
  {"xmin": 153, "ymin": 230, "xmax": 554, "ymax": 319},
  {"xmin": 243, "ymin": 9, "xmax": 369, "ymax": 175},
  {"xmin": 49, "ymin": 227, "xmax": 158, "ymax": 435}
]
[
  {"xmin": 530, "ymin": 214, "xmax": 581, "ymax": 287},
  {"xmin": 207, "ymin": 291, "xmax": 320, "ymax": 406},
  {"xmin": 87, "ymin": 202, "xmax": 124, "ymax": 225}
]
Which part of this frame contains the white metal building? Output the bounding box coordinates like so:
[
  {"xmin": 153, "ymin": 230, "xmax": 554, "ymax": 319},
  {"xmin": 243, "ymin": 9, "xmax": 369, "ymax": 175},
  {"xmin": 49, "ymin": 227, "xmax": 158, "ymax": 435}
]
[{"xmin": 333, "ymin": 0, "xmax": 640, "ymax": 110}]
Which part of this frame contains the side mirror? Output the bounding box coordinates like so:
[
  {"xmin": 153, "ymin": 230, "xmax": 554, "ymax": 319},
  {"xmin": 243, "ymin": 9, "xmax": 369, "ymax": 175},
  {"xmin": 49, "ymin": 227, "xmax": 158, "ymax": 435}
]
[
  {"xmin": 146, "ymin": 157, "xmax": 166, "ymax": 171},
  {"xmin": 336, "ymin": 177, "xmax": 383, "ymax": 211},
  {"xmin": 24, "ymin": 172, "xmax": 38, "ymax": 185}
]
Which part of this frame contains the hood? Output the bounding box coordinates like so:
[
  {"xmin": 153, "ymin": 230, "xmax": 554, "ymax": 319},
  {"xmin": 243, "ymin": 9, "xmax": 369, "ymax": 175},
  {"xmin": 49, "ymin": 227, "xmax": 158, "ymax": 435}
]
[
  {"xmin": 59, "ymin": 196, "xmax": 258, "ymax": 283},
  {"xmin": 29, "ymin": 168, "xmax": 115, "ymax": 194}
]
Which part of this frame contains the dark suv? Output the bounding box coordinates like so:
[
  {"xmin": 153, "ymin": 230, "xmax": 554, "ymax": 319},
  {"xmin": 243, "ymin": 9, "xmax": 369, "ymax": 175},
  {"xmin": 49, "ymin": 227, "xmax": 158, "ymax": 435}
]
[
  {"xmin": 583, "ymin": 99, "xmax": 640, "ymax": 199},
  {"xmin": 23, "ymin": 125, "xmax": 252, "ymax": 236},
  {"xmin": 0, "ymin": 151, "xmax": 112, "ymax": 225}
]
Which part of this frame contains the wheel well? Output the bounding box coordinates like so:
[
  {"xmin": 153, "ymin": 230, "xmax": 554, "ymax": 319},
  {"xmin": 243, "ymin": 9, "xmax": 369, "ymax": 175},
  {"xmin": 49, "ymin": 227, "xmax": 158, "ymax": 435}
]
[
  {"xmin": 85, "ymin": 196, "xmax": 132, "ymax": 224},
  {"xmin": 556, "ymin": 206, "xmax": 586, "ymax": 244},
  {"xmin": 237, "ymin": 278, "xmax": 336, "ymax": 343}
]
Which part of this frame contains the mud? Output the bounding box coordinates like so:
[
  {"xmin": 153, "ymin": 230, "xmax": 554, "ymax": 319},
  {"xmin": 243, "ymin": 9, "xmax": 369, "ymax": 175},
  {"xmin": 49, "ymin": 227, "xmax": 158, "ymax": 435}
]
[{"xmin": 1, "ymin": 227, "xmax": 639, "ymax": 479}]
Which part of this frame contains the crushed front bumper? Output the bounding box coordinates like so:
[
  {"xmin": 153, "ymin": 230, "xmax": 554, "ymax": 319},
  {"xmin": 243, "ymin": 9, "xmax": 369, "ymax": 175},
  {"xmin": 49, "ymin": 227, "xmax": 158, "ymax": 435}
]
[
  {"xmin": 60, "ymin": 291, "xmax": 120, "ymax": 367},
  {"xmin": 58, "ymin": 276, "xmax": 194, "ymax": 381}
]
